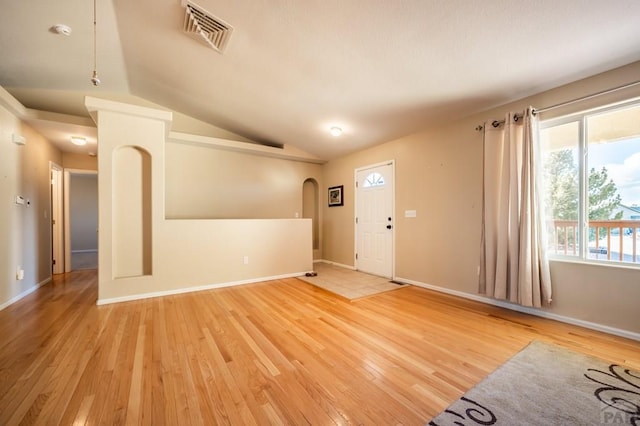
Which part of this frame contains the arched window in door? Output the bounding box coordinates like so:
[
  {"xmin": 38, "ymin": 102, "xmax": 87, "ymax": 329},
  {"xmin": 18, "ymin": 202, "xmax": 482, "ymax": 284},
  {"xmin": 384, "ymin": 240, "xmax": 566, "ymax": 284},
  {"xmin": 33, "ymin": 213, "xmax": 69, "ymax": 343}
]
[{"xmin": 362, "ymin": 172, "xmax": 385, "ymax": 187}]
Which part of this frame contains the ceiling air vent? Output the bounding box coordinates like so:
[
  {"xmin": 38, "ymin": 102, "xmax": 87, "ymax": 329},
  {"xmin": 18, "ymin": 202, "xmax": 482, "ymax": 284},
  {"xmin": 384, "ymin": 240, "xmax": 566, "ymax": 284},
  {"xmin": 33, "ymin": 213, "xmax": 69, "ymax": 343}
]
[{"xmin": 182, "ymin": 0, "xmax": 233, "ymax": 53}]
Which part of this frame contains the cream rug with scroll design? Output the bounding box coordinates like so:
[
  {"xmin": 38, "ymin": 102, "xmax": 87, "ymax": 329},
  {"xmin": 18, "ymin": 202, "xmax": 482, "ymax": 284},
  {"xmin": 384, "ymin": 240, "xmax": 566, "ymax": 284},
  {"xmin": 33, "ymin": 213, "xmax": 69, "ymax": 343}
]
[{"xmin": 429, "ymin": 340, "xmax": 640, "ymax": 425}]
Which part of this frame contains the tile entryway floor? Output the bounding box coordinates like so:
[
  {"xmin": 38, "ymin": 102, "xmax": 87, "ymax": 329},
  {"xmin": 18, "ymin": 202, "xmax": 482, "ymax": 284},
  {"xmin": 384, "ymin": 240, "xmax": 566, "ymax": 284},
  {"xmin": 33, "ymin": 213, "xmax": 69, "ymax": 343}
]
[{"xmin": 297, "ymin": 262, "xmax": 408, "ymax": 300}]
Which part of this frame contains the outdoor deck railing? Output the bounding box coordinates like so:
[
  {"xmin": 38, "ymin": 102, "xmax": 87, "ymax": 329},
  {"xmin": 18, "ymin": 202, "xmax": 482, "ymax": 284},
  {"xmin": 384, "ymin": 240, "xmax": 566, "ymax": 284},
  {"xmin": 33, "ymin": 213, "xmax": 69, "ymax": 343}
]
[{"xmin": 551, "ymin": 220, "xmax": 640, "ymax": 263}]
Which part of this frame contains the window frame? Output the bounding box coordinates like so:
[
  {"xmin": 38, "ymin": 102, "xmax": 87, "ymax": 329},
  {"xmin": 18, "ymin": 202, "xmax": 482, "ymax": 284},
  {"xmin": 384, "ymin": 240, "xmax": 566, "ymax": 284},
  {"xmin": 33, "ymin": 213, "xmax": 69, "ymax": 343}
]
[
  {"xmin": 539, "ymin": 98, "xmax": 640, "ymax": 267},
  {"xmin": 362, "ymin": 172, "xmax": 385, "ymax": 188}
]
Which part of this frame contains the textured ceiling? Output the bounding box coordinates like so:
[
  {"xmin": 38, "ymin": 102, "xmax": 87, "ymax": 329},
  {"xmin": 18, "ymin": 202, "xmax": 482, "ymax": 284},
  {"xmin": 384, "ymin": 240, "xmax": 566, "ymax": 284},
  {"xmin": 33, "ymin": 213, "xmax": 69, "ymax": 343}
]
[{"xmin": 1, "ymin": 0, "xmax": 640, "ymax": 159}]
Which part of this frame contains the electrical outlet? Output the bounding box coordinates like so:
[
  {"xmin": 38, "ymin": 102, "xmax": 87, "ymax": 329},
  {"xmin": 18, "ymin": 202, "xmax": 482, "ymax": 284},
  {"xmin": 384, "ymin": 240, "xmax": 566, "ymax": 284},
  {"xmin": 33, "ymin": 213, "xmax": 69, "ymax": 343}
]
[
  {"xmin": 16, "ymin": 268, "xmax": 24, "ymax": 280},
  {"xmin": 243, "ymin": 256, "xmax": 249, "ymax": 265}
]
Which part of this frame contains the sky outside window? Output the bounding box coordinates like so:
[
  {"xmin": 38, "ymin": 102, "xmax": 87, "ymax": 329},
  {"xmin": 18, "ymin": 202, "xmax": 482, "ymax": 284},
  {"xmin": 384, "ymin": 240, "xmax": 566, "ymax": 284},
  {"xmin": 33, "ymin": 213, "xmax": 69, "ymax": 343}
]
[
  {"xmin": 587, "ymin": 103, "xmax": 640, "ymax": 208},
  {"xmin": 588, "ymin": 137, "xmax": 640, "ymax": 207}
]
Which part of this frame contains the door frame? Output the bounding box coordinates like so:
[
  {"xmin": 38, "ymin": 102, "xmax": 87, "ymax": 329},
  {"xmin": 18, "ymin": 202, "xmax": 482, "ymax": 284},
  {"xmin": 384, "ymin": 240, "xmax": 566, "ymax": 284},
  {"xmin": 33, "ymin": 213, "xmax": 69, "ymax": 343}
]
[
  {"xmin": 354, "ymin": 160, "xmax": 396, "ymax": 278},
  {"xmin": 64, "ymin": 169, "xmax": 99, "ymax": 272},
  {"xmin": 50, "ymin": 162, "xmax": 64, "ymax": 274}
]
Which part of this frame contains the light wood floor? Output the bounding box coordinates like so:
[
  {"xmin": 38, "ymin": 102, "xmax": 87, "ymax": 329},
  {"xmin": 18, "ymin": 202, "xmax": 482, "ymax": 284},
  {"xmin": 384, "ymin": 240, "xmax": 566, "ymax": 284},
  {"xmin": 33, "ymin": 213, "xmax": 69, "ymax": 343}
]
[{"xmin": 1, "ymin": 270, "xmax": 638, "ymax": 425}]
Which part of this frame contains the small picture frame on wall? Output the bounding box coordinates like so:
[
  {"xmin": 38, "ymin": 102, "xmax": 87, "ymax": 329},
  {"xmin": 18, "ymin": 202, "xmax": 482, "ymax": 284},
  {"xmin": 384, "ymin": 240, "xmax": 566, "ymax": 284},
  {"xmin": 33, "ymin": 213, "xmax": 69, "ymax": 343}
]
[{"xmin": 328, "ymin": 185, "xmax": 344, "ymax": 207}]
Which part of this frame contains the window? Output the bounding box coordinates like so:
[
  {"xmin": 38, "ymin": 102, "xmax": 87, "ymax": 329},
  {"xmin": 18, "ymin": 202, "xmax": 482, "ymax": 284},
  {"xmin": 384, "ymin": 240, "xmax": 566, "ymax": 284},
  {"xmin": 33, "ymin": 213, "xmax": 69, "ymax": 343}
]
[
  {"xmin": 362, "ymin": 172, "xmax": 385, "ymax": 188},
  {"xmin": 540, "ymin": 100, "xmax": 640, "ymax": 265}
]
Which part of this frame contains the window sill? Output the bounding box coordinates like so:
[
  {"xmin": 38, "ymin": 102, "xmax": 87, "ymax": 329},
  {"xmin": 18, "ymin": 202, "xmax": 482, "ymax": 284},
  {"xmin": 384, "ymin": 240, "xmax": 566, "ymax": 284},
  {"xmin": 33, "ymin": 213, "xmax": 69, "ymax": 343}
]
[{"xmin": 548, "ymin": 256, "xmax": 640, "ymax": 271}]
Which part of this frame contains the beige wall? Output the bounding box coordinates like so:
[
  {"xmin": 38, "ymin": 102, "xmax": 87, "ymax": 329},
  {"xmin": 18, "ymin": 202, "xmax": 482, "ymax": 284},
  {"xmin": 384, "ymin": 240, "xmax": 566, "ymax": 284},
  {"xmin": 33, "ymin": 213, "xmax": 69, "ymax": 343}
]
[
  {"xmin": 0, "ymin": 101, "xmax": 62, "ymax": 308},
  {"xmin": 62, "ymin": 152, "xmax": 97, "ymax": 171},
  {"xmin": 88, "ymin": 98, "xmax": 314, "ymax": 303},
  {"xmin": 22, "ymin": 124, "xmax": 64, "ymax": 283},
  {"xmin": 321, "ymin": 61, "xmax": 640, "ymax": 335},
  {"xmin": 2, "ymin": 61, "xmax": 638, "ymax": 336},
  {"xmin": 93, "ymin": 93, "xmax": 257, "ymax": 143},
  {"xmin": 165, "ymin": 141, "xmax": 323, "ymax": 219}
]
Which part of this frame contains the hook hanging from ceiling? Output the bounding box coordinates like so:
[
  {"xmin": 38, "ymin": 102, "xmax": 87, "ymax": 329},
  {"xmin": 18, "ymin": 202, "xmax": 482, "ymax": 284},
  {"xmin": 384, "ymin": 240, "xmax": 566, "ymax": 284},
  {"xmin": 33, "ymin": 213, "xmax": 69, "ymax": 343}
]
[{"xmin": 90, "ymin": 0, "xmax": 100, "ymax": 86}]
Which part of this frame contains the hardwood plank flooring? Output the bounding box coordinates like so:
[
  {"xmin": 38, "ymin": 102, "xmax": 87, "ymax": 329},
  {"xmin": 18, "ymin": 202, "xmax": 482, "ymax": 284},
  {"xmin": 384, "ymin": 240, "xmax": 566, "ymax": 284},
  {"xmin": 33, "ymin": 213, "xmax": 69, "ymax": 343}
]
[{"xmin": 1, "ymin": 269, "xmax": 639, "ymax": 425}]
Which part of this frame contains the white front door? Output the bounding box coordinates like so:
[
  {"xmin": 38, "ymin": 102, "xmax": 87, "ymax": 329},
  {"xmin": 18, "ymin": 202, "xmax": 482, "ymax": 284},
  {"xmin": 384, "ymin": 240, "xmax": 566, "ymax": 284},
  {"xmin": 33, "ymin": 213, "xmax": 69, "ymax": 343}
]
[{"xmin": 355, "ymin": 162, "xmax": 394, "ymax": 278}]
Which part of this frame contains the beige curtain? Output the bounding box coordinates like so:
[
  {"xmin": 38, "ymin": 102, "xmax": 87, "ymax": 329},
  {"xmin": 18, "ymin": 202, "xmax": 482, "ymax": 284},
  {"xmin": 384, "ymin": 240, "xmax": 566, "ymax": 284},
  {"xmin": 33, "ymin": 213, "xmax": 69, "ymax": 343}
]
[{"xmin": 479, "ymin": 108, "xmax": 552, "ymax": 307}]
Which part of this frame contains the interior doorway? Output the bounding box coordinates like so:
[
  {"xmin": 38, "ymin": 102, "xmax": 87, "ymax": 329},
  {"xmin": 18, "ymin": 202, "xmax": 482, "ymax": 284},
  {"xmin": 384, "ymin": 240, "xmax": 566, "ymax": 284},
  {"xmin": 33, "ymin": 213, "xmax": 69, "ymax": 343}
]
[
  {"xmin": 64, "ymin": 169, "xmax": 98, "ymax": 271},
  {"xmin": 355, "ymin": 161, "xmax": 395, "ymax": 278}
]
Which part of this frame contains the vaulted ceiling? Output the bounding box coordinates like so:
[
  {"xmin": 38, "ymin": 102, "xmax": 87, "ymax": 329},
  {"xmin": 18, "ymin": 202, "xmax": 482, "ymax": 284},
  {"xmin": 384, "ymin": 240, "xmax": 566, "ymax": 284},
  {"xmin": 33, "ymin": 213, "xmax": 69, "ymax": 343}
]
[{"xmin": 2, "ymin": 0, "xmax": 640, "ymax": 160}]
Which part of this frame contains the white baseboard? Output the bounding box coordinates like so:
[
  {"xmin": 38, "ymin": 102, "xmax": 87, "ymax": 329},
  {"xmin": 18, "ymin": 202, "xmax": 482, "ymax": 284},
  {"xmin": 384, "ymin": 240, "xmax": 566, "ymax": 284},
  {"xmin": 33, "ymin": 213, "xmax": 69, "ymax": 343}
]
[
  {"xmin": 395, "ymin": 276, "xmax": 640, "ymax": 342},
  {"xmin": 71, "ymin": 249, "xmax": 98, "ymax": 253},
  {"xmin": 0, "ymin": 276, "xmax": 52, "ymax": 311},
  {"xmin": 314, "ymin": 259, "xmax": 356, "ymax": 270},
  {"xmin": 96, "ymin": 271, "xmax": 307, "ymax": 306}
]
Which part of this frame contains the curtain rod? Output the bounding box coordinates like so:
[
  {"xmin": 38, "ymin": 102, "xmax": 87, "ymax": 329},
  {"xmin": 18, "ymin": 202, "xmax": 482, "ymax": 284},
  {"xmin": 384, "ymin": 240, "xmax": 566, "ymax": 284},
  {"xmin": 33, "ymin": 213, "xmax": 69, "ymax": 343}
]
[
  {"xmin": 533, "ymin": 80, "xmax": 640, "ymax": 114},
  {"xmin": 475, "ymin": 80, "xmax": 640, "ymax": 131},
  {"xmin": 475, "ymin": 114, "xmax": 523, "ymax": 131}
]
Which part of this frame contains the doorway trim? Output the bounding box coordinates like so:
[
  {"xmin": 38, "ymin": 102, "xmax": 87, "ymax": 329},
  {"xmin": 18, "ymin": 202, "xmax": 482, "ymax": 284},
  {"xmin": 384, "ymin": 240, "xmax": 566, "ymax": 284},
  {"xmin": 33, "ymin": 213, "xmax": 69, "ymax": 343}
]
[
  {"xmin": 354, "ymin": 160, "xmax": 396, "ymax": 278},
  {"xmin": 302, "ymin": 177, "xmax": 320, "ymax": 257},
  {"xmin": 64, "ymin": 168, "xmax": 98, "ymax": 272},
  {"xmin": 50, "ymin": 162, "xmax": 64, "ymax": 274}
]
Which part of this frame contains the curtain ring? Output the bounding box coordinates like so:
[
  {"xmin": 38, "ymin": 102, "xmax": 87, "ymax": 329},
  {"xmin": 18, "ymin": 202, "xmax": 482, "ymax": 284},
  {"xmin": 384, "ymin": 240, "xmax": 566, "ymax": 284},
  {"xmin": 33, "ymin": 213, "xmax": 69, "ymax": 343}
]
[
  {"xmin": 491, "ymin": 120, "xmax": 501, "ymax": 128},
  {"xmin": 513, "ymin": 115, "xmax": 520, "ymax": 122}
]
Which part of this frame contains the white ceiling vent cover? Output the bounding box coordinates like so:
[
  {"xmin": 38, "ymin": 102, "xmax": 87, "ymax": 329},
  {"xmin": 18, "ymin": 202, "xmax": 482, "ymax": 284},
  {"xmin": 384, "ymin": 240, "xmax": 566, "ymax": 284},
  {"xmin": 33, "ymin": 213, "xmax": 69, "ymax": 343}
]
[{"xmin": 182, "ymin": 0, "xmax": 233, "ymax": 53}]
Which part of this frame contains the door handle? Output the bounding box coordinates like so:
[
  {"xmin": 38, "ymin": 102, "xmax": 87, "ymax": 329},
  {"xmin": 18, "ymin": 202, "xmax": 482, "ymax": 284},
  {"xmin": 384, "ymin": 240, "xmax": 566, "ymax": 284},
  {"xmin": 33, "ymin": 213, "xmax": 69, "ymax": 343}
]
[{"xmin": 386, "ymin": 224, "xmax": 392, "ymax": 229}]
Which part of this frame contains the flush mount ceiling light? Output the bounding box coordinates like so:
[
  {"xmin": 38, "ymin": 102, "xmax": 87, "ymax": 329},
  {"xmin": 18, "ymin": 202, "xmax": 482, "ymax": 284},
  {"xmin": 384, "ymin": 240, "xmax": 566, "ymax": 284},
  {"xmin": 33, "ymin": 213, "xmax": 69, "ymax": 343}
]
[
  {"xmin": 71, "ymin": 136, "xmax": 87, "ymax": 146},
  {"xmin": 330, "ymin": 126, "xmax": 343, "ymax": 137}
]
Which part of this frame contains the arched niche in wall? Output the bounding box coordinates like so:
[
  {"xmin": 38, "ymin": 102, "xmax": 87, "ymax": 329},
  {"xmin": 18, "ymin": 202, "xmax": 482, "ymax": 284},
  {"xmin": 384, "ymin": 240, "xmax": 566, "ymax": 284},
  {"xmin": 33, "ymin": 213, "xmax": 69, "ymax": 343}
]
[
  {"xmin": 112, "ymin": 145, "xmax": 152, "ymax": 278},
  {"xmin": 302, "ymin": 178, "xmax": 319, "ymax": 250}
]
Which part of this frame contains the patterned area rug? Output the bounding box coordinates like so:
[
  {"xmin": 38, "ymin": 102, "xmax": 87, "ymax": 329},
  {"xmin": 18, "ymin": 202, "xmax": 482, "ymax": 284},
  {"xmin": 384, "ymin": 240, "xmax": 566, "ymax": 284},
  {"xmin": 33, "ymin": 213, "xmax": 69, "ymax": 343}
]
[{"xmin": 429, "ymin": 340, "xmax": 640, "ymax": 425}]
